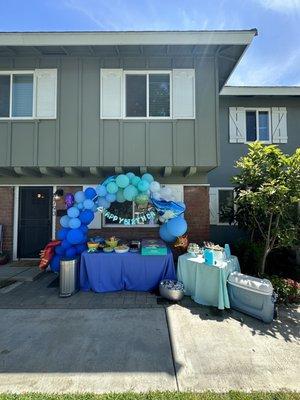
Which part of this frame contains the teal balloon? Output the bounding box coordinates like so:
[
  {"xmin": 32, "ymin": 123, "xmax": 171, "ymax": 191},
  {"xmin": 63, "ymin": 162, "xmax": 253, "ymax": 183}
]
[
  {"xmin": 138, "ymin": 180, "xmax": 150, "ymax": 192},
  {"xmin": 166, "ymin": 216, "xmax": 187, "ymax": 237},
  {"xmin": 116, "ymin": 174, "xmax": 130, "ymax": 188},
  {"xmin": 142, "ymin": 173, "xmax": 154, "ymax": 183},
  {"xmin": 131, "ymin": 176, "xmax": 141, "ymax": 187},
  {"xmin": 126, "ymin": 172, "xmax": 135, "ymax": 182},
  {"xmin": 116, "ymin": 189, "xmax": 126, "ymax": 203},
  {"xmin": 106, "ymin": 182, "xmax": 118, "ymax": 194},
  {"xmin": 123, "ymin": 185, "xmax": 138, "ymax": 201}
]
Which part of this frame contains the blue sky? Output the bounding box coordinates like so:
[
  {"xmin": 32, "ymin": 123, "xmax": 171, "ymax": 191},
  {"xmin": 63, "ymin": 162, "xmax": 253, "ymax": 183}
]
[{"xmin": 1, "ymin": 0, "xmax": 300, "ymax": 86}]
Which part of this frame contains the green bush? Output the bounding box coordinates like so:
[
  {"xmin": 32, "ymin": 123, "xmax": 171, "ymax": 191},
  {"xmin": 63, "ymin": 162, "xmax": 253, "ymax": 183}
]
[{"xmin": 268, "ymin": 275, "xmax": 300, "ymax": 304}]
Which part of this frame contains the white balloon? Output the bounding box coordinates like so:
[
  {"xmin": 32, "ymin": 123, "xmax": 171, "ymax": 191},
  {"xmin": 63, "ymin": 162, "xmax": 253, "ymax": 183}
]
[
  {"xmin": 152, "ymin": 192, "xmax": 161, "ymax": 200},
  {"xmin": 150, "ymin": 181, "xmax": 160, "ymax": 193}
]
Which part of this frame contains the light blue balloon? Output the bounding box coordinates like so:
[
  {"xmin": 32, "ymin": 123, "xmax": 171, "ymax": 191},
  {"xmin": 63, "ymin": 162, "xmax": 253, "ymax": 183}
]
[
  {"xmin": 116, "ymin": 174, "xmax": 130, "ymax": 188},
  {"xmin": 159, "ymin": 224, "xmax": 176, "ymax": 243},
  {"xmin": 106, "ymin": 193, "xmax": 116, "ymax": 202},
  {"xmin": 77, "ymin": 202, "xmax": 84, "ymax": 210},
  {"xmin": 69, "ymin": 217, "xmax": 81, "ymax": 229},
  {"xmin": 96, "ymin": 184, "xmax": 107, "ymax": 197},
  {"xmin": 74, "ymin": 191, "xmax": 85, "ymax": 203},
  {"xmin": 142, "ymin": 173, "xmax": 154, "ymax": 183},
  {"xmin": 124, "ymin": 185, "xmax": 138, "ymax": 201},
  {"xmin": 83, "ymin": 199, "xmax": 94, "ymax": 210},
  {"xmin": 138, "ymin": 179, "xmax": 150, "ymax": 192},
  {"xmin": 106, "ymin": 182, "xmax": 118, "ymax": 194},
  {"xmin": 60, "ymin": 215, "xmax": 70, "ymax": 228},
  {"xmin": 166, "ymin": 216, "xmax": 187, "ymax": 237},
  {"xmin": 67, "ymin": 206, "xmax": 80, "ymax": 218},
  {"xmin": 116, "ymin": 189, "xmax": 126, "ymax": 203},
  {"xmin": 98, "ymin": 197, "xmax": 111, "ymax": 209},
  {"xmin": 102, "ymin": 200, "xmax": 111, "ymax": 209},
  {"xmin": 126, "ymin": 172, "xmax": 135, "ymax": 182},
  {"xmin": 131, "ymin": 176, "xmax": 141, "ymax": 187},
  {"xmin": 92, "ymin": 204, "xmax": 98, "ymax": 212}
]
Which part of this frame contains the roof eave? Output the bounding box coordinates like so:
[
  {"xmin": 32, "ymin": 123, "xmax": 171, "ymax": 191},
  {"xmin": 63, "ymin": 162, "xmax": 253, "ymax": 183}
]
[{"xmin": 221, "ymin": 86, "xmax": 300, "ymax": 96}]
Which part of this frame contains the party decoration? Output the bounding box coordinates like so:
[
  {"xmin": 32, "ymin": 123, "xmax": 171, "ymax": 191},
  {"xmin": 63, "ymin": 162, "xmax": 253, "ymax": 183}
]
[
  {"xmin": 135, "ymin": 193, "xmax": 149, "ymax": 205},
  {"xmin": 106, "ymin": 193, "xmax": 117, "ymax": 203},
  {"xmin": 69, "ymin": 217, "xmax": 81, "ymax": 229},
  {"xmin": 159, "ymin": 224, "xmax": 177, "ymax": 243},
  {"xmin": 79, "ymin": 209, "xmax": 94, "ymax": 225},
  {"xmin": 84, "ymin": 187, "xmax": 97, "ymax": 200},
  {"xmin": 116, "ymin": 189, "xmax": 126, "ymax": 203},
  {"xmin": 80, "ymin": 225, "xmax": 89, "ymax": 234},
  {"xmin": 67, "ymin": 228, "xmax": 85, "ymax": 245},
  {"xmin": 74, "ymin": 191, "xmax": 85, "ymax": 203},
  {"xmin": 142, "ymin": 173, "xmax": 154, "ymax": 183},
  {"xmin": 166, "ymin": 216, "xmax": 187, "ymax": 237},
  {"xmin": 96, "ymin": 184, "xmax": 107, "ymax": 197},
  {"xmin": 124, "ymin": 185, "xmax": 138, "ymax": 201},
  {"xmin": 174, "ymin": 235, "xmax": 189, "ymax": 252},
  {"xmin": 98, "ymin": 197, "xmax": 111, "ymax": 209},
  {"xmin": 137, "ymin": 180, "xmax": 150, "ymax": 192},
  {"xmin": 50, "ymin": 255, "xmax": 61, "ymax": 273},
  {"xmin": 83, "ymin": 199, "xmax": 94, "ymax": 210},
  {"xmin": 107, "ymin": 182, "xmax": 119, "ymax": 194},
  {"xmin": 65, "ymin": 247, "xmax": 77, "ymax": 259},
  {"xmin": 67, "ymin": 206, "xmax": 80, "ymax": 218},
  {"xmin": 57, "ymin": 228, "xmax": 69, "ymax": 240},
  {"xmin": 126, "ymin": 172, "xmax": 135, "ymax": 181},
  {"xmin": 116, "ymin": 174, "xmax": 130, "ymax": 188},
  {"xmin": 103, "ymin": 209, "xmax": 156, "ymax": 225},
  {"xmin": 55, "ymin": 245, "xmax": 65, "ymax": 256},
  {"xmin": 61, "ymin": 239, "xmax": 72, "ymax": 249},
  {"xmin": 64, "ymin": 193, "xmax": 74, "ymax": 209},
  {"xmin": 77, "ymin": 202, "xmax": 84, "ymax": 210},
  {"xmin": 131, "ymin": 176, "xmax": 141, "ymax": 187},
  {"xmin": 60, "ymin": 215, "xmax": 70, "ymax": 228},
  {"xmin": 150, "ymin": 181, "xmax": 160, "ymax": 193}
]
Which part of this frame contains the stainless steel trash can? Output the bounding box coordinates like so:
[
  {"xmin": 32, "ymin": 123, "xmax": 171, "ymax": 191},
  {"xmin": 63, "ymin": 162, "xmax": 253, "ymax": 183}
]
[{"xmin": 59, "ymin": 258, "xmax": 79, "ymax": 297}]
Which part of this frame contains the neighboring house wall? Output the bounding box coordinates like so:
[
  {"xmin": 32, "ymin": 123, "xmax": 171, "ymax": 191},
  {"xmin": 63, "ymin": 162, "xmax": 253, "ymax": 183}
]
[
  {"xmin": 208, "ymin": 95, "xmax": 300, "ymax": 244},
  {"xmin": 0, "ymin": 187, "xmax": 14, "ymax": 256},
  {"xmin": 0, "ymin": 55, "xmax": 218, "ymax": 173}
]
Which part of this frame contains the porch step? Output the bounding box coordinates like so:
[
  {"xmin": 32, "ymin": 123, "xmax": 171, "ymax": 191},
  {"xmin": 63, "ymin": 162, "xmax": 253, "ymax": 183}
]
[{"xmin": 0, "ymin": 266, "xmax": 44, "ymax": 282}]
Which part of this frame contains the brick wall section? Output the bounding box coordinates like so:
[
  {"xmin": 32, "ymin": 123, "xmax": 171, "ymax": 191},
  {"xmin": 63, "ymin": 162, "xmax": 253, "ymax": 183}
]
[
  {"xmin": 54, "ymin": 185, "xmax": 210, "ymax": 244},
  {"xmin": 184, "ymin": 186, "xmax": 210, "ymax": 243},
  {"xmin": 0, "ymin": 187, "xmax": 14, "ymax": 256}
]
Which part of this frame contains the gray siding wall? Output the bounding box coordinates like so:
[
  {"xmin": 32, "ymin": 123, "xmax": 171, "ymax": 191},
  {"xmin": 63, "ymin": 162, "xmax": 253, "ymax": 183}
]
[
  {"xmin": 0, "ymin": 55, "xmax": 218, "ymax": 169},
  {"xmin": 209, "ymin": 96, "xmax": 300, "ymax": 187}
]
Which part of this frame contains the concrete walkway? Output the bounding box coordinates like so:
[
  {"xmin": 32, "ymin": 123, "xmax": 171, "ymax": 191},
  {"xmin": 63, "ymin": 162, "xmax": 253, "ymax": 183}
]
[{"xmin": 0, "ymin": 304, "xmax": 299, "ymax": 393}]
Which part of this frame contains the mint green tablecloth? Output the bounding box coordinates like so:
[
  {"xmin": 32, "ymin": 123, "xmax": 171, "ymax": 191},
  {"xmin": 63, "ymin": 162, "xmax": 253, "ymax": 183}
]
[{"xmin": 177, "ymin": 254, "xmax": 240, "ymax": 309}]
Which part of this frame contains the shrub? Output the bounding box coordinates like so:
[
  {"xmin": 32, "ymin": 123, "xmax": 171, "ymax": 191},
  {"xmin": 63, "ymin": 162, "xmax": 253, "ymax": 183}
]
[{"xmin": 268, "ymin": 275, "xmax": 300, "ymax": 304}]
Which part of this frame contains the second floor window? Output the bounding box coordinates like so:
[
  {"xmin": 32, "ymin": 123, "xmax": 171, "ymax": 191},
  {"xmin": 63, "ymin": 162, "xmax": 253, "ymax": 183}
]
[
  {"xmin": 125, "ymin": 72, "xmax": 170, "ymax": 118},
  {"xmin": 0, "ymin": 73, "xmax": 33, "ymax": 118},
  {"xmin": 246, "ymin": 109, "xmax": 270, "ymax": 142}
]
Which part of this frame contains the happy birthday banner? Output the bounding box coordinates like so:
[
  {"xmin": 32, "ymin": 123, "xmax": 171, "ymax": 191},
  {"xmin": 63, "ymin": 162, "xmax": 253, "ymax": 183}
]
[{"xmin": 98, "ymin": 207, "xmax": 156, "ymax": 225}]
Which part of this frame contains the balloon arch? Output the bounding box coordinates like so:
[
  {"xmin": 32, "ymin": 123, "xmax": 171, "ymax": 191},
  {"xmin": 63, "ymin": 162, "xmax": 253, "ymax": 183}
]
[{"xmin": 51, "ymin": 172, "xmax": 187, "ymax": 271}]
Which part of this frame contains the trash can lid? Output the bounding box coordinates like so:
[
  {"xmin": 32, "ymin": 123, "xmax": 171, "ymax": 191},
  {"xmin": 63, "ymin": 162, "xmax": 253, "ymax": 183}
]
[{"xmin": 228, "ymin": 272, "xmax": 273, "ymax": 295}]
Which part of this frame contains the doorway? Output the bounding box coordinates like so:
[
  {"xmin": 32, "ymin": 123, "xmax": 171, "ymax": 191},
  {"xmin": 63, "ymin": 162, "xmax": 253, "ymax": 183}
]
[{"xmin": 18, "ymin": 187, "xmax": 53, "ymax": 258}]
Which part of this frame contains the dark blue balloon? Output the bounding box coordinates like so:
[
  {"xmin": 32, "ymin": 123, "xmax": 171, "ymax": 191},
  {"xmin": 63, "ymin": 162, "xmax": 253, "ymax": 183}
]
[
  {"xmin": 84, "ymin": 187, "xmax": 97, "ymax": 199},
  {"xmin": 79, "ymin": 209, "xmax": 94, "ymax": 225},
  {"xmin": 80, "ymin": 225, "xmax": 88, "ymax": 234},
  {"xmin": 55, "ymin": 245, "xmax": 65, "ymax": 256},
  {"xmin": 65, "ymin": 247, "xmax": 77, "ymax": 259},
  {"xmin": 61, "ymin": 239, "xmax": 72, "ymax": 249},
  {"xmin": 50, "ymin": 255, "xmax": 61, "ymax": 273},
  {"xmin": 57, "ymin": 228, "xmax": 69, "ymax": 240},
  {"xmin": 166, "ymin": 216, "xmax": 187, "ymax": 237},
  {"xmin": 75, "ymin": 243, "xmax": 87, "ymax": 254},
  {"xmin": 159, "ymin": 223, "xmax": 176, "ymax": 243},
  {"xmin": 67, "ymin": 228, "xmax": 85, "ymax": 245}
]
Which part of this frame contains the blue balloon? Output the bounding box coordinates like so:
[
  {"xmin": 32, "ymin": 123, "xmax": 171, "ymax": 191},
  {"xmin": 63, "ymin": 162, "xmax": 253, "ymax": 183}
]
[
  {"xmin": 69, "ymin": 217, "xmax": 81, "ymax": 229},
  {"xmin": 50, "ymin": 255, "xmax": 61, "ymax": 273},
  {"xmin": 80, "ymin": 225, "xmax": 88, "ymax": 234},
  {"xmin": 116, "ymin": 189, "xmax": 126, "ymax": 203},
  {"xmin": 92, "ymin": 204, "xmax": 98, "ymax": 212},
  {"xmin": 67, "ymin": 206, "xmax": 80, "ymax": 218},
  {"xmin": 142, "ymin": 173, "xmax": 154, "ymax": 183},
  {"xmin": 60, "ymin": 215, "xmax": 70, "ymax": 228},
  {"xmin": 106, "ymin": 182, "xmax": 118, "ymax": 194},
  {"xmin": 57, "ymin": 228, "xmax": 69, "ymax": 240},
  {"xmin": 126, "ymin": 172, "xmax": 135, "ymax": 182},
  {"xmin": 67, "ymin": 228, "xmax": 85, "ymax": 245},
  {"xmin": 106, "ymin": 193, "xmax": 116, "ymax": 203},
  {"xmin": 131, "ymin": 176, "xmax": 141, "ymax": 187},
  {"xmin": 116, "ymin": 174, "xmax": 130, "ymax": 188},
  {"xmin": 138, "ymin": 180, "xmax": 150, "ymax": 192},
  {"xmin": 65, "ymin": 247, "xmax": 77, "ymax": 259},
  {"xmin": 166, "ymin": 216, "xmax": 187, "ymax": 237},
  {"xmin": 159, "ymin": 224, "xmax": 176, "ymax": 243},
  {"xmin": 61, "ymin": 239, "xmax": 72, "ymax": 249},
  {"xmin": 83, "ymin": 199, "xmax": 94, "ymax": 210},
  {"xmin": 79, "ymin": 235, "xmax": 88, "ymax": 244},
  {"xmin": 75, "ymin": 243, "xmax": 87, "ymax": 254},
  {"xmin": 98, "ymin": 197, "xmax": 111, "ymax": 209},
  {"xmin": 74, "ymin": 191, "xmax": 85, "ymax": 203},
  {"xmin": 96, "ymin": 184, "xmax": 107, "ymax": 197},
  {"xmin": 124, "ymin": 185, "xmax": 138, "ymax": 201},
  {"xmin": 55, "ymin": 245, "xmax": 65, "ymax": 256},
  {"xmin": 77, "ymin": 202, "xmax": 84, "ymax": 210},
  {"xmin": 79, "ymin": 209, "xmax": 94, "ymax": 225},
  {"xmin": 84, "ymin": 187, "xmax": 97, "ymax": 199}
]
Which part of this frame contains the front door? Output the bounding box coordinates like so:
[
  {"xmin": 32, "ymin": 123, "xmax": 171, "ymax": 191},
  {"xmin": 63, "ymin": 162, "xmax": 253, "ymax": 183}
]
[{"xmin": 18, "ymin": 187, "xmax": 52, "ymax": 258}]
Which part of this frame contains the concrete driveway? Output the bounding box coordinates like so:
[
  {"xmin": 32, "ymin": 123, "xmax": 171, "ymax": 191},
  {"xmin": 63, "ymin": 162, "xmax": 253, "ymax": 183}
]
[{"xmin": 0, "ymin": 304, "xmax": 299, "ymax": 393}]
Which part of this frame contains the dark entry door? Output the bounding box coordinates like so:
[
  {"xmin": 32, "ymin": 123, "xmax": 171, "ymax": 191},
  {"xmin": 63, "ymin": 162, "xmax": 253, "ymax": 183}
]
[{"xmin": 18, "ymin": 187, "xmax": 52, "ymax": 258}]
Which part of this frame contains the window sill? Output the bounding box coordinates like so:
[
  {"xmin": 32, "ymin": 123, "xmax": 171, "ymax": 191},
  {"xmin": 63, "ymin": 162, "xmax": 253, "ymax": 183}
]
[
  {"xmin": 0, "ymin": 117, "xmax": 56, "ymax": 121},
  {"xmin": 103, "ymin": 224, "xmax": 159, "ymax": 228}
]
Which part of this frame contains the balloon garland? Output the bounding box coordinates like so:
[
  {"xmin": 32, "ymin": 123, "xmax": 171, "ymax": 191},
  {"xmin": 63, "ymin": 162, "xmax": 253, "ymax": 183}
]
[{"xmin": 51, "ymin": 172, "xmax": 187, "ymax": 272}]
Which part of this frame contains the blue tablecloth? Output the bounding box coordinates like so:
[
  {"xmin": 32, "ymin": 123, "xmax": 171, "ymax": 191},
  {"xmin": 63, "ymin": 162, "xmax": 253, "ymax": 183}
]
[
  {"xmin": 177, "ymin": 254, "xmax": 240, "ymax": 309},
  {"xmin": 80, "ymin": 249, "xmax": 176, "ymax": 292}
]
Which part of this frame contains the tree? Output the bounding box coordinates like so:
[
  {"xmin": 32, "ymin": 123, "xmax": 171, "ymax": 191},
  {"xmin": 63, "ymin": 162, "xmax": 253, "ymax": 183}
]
[{"xmin": 232, "ymin": 142, "xmax": 300, "ymax": 275}]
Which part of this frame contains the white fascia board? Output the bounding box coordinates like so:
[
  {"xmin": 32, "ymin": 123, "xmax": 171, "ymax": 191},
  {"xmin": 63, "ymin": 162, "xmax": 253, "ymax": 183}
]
[
  {"xmin": 221, "ymin": 86, "xmax": 300, "ymax": 96},
  {"xmin": 0, "ymin": 30, "xmax": 257, "ymax": 46}
]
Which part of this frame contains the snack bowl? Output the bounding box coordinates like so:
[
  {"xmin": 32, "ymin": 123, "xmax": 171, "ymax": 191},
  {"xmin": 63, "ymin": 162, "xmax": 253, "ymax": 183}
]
[
  {"xmin": 115, "ymin": 245, "xmax": 129, "ymax": 254},
  {"xmin": 105, "ymin": 237, "xmax": 119, "ymax": 248},
  {"xmin": 87, "ymin": 242, "xmax": 99, "ymax": 251},
  {"xmin": 159, "ymin": 280, "xmax": 184, "ymax": 301},
  {"xmin": 103, "ymin": 246, "xmax": 114, "ymax": 253}
]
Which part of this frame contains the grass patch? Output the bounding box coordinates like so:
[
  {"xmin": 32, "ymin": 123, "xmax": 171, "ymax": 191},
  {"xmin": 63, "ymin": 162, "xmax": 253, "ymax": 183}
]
[{"xmin": 0, "ymin": 392, "xmax": 299, "ymax": 400}]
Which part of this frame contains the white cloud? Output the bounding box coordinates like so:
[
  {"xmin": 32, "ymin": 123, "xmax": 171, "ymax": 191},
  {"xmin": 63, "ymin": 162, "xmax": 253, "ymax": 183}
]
[{"xmin": 252, "ymin": 0, "xmax": 300, "ymax": 14}]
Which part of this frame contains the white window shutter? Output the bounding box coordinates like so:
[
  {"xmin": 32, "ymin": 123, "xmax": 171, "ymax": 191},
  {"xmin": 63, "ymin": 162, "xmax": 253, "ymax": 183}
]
[
  {"xmin": 35, "ymin": 69, "xmax": 57, "ymax": 119},
  {"xmin": 163, "ymin": 184, "xmax": 184, "ymax": 202},
  {"xmin": 172, "ymin": 69, "xmax": 195, "ymax": 119},
  {"xmin": 100, "ymin": 69, "xmax": 123, "ymax": 119},
  {"xmin": 82, "ymin": 185, "xmax": 102, "ymax": 229},
  {"xmin": 271, "ymin": 107, "xmax": 287, "ymax": 143},
  {"xmin": 209, "ymin": 188, "xmax": 218, "ymax": 225},
  {"xmin": 229, "ymin": 107, "xmax": 246, "ymax": 143}
]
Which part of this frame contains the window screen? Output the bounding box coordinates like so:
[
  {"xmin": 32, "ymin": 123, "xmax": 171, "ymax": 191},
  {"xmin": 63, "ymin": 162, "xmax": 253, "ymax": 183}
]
[
  {"xmin": 126, "ymin": 75, "xmax": 146, "ymax": 117},
  {"xmin": 258, "ymin": 111, "xmax": 269, "ymax": 141},
  {"xmin": 12, "ymin": 74, "xmax": 33, "ymax": 117},
  {"xmin": 149, "ymin": 74, "xmax": 170, "ymax": 117},
  {"xmin": 246, "ymin": 111, "xmax": 257, "ymax": 142},
  {"xmin": 0, "ymin": 75, "xmax": 10, "ymax": 117}
]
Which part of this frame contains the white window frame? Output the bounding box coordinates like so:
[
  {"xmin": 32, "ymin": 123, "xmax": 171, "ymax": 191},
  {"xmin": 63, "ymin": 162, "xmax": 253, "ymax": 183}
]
[
  {"xmin": 0, "ymin": 70, "xmax": 36, "ymax": 120},
  {"xmin": 211, "ymin": 187, "xmax": 235, "ymax": 226},
  {"xmin": 245, "ymin": 108, "xmax": 271, "ymax": 144},
  {"xmin": 123, "ymin": 70, "xmax": 172, "ymax": 120}
]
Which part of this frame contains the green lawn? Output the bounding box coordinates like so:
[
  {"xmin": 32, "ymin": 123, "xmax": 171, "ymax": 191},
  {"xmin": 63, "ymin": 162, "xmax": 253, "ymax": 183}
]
[{"xmin": 0, "ymin": 392, "xmax": 299, "ymax": 400}]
